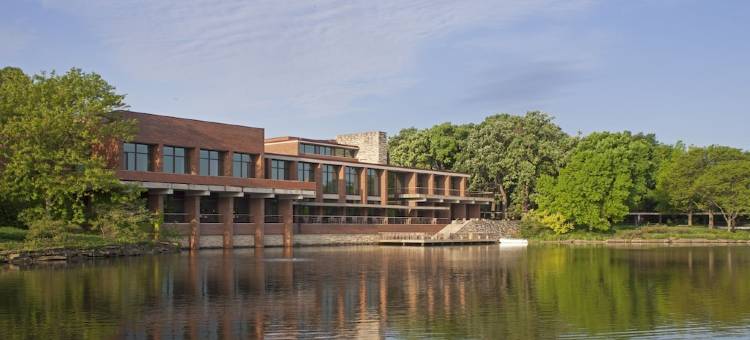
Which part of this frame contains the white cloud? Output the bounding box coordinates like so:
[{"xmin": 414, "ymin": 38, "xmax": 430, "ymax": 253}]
[{"xmin": 38, "ymin": 0, "xmax": 593, "ymax": 120}]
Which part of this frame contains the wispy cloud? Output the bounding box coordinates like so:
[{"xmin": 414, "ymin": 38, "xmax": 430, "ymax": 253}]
[{"xmin": 37, "ymin": 0, "xmax": 594, "ymax": 122}]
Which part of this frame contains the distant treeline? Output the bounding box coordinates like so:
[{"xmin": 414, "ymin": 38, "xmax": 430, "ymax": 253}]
[{"xmin": 388, "ymin": 112, "xmax": 750, "ymax": 232}]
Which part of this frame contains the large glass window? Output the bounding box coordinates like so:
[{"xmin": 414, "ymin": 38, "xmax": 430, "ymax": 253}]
[
  {"xmin": 123, "ymin": 142, "xmax": 150, "ymax": 171},
  {"xmin": 162, "ymin": 146, "xmax": 187, "ymax": 174},
  {"xmin": 297, "ymin": 162, "xmax": 314, "ymax": 182},
  {"xmin": 367, "ymin": 169, "xmax": 380, "ymax": 196},
  {"xmin": 269, "ymin": 159, "xmax": 289, "ymax": 180},
  {"xmin": 199, "ymin": 149, "xmax": 221, "ymax": 176},
  {"xmin": 298, "ymin": 143, "xmax": 355, "ymax": 158},
  {"xmin": 232, "ymin": 153, "xmax": 253, "ymax": 178},
  {"xmin": 322, "ymin": 164, "xmax": 338, "ymax": 194},
  {"xmin": 345, "ymin": 167, "xmax": 359, "ymax": 195}
]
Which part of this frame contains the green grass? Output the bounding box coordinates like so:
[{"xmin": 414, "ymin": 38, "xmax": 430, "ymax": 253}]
[
  {"xmin": 0, "ymin": 227, "xmax": 146, "ymax": 252},
  {"xmin": 529, "ymin": 225, "xmax": 750, "ymax": 241}
]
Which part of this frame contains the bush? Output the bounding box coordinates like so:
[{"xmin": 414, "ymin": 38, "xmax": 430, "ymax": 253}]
[
  {"xmin": 0, "ymin": 227, "xmax": 28, "ymax": 241},
  {"xmin": 522, "ymin": 210, "xmax": 575, "ymax": 235},
  {"xmin": 90, "ymin": 202, "xmax": 154, "ymax": 242}
]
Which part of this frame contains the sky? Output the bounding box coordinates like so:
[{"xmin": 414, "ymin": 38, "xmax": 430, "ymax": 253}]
[{"xmin": 2, "ymin": 0, "xmax": 749, "ymax": 148}]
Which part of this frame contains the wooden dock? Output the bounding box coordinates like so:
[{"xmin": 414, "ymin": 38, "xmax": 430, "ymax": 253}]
[{"xmin": 377, "ymin": 232, "xmax": 499, "ymax": 246}]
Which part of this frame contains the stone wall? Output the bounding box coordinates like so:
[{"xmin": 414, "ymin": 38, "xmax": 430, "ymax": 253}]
[
  {"xmin": 335, "ymin": 131, "xmax": 388, "ymax": 164},
  {"xmin": 455, "ymin": 219, "xmax": 520, "ymax": 237}
]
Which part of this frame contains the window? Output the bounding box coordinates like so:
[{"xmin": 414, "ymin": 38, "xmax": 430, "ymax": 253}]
[
  {"xmin": 298, "ymin": 143, "xmax": 356, "ymax": 158},
  {"xmin": 164, "ymin": 192, "xmax": 185, "ymax": 223},
  {"xmin": 345, "ymin": 167, "xmax": 359, "ymax": 195},
  {"xmin": 232, "ymin": 153, "xmax": 253, "ymax": 178},
  {"xmin": 367, "ymin": 169, "xmax": 379, "ymax": 196},
  {"xmin": 297, "ymin": 162, "xmax": 314, "ymax": 182},
  {"xmin": 322, "ymin": 164, "xmax": 338, "ymax": 194},
  {"xmin": 163, "ymin": 146, "xmax": 187, "ymax": 174},
  {"xmin": 123, "ymin": 142, "xmax": 150, "ymax": 171},
  {"xmin": 269, "ymin": 159, "xmax": 289, "ymax": 180},
  {"xmin": 200, "ymin": 149, "xmax": 222, "ymax": 176},
  {"xmin": 233, "ymin": 197, "xmax": 251, "ymax": 223}
]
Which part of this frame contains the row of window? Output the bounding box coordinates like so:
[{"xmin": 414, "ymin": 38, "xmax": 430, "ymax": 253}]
[
  {"xmin": 123, "ymin": 143, "xmax": 254, "ymax": 178},
  {"xmin": 299, "ymin": 143, "xmax": 356, "ymax": 158},
  {"xmin": 267, "ymin": 160, "xmax": 381, "ymax": 195}
]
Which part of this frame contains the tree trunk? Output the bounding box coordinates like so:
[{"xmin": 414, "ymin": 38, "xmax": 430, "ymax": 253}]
[
  {"xmin": 728, "ymin": 217, "xmax": 736, "ymax": 232},
  {"xmin": 708, "ymin": 210, "xmax": 714, "ymax": 229},
  {"xmin": 687, "ymin": 211, "xmax": 693, "ymax": 227},
  {"xmin": 497, "ymin": 184, "xmax": 508, "ymax": 220}
]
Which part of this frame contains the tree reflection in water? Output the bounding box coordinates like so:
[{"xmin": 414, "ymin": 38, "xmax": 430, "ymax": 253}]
[{"xmin": 2, "ymin": 245, "xmax": 750, "ymax": 339}]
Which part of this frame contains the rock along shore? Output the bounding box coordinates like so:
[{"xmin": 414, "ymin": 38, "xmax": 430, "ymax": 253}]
[{"xmin": 0, "ymin": 242, "xmax": 181, "ymax": 266}]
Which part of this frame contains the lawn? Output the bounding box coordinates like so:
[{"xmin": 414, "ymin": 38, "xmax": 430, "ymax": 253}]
[
  {"xmin": 0, "ymin": 226, "xmax": 138, "ymax": 252},
  {"xmin": 530, "ymin": 225, "xmax": 750, "ymax": 241}
]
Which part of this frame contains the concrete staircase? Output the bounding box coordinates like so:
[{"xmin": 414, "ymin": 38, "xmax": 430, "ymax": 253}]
[{"xmin": 434, "ymin": 219, "xmax": 471, "ymax": 238}]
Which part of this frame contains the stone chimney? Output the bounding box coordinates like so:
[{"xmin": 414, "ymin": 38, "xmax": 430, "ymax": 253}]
[{"xmin": 336, "ymin": 131, "xmax": 388, "ymax": 164}]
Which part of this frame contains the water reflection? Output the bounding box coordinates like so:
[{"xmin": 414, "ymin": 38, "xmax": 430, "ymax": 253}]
[{"xmin": 2, "ymin": 245, "xmax": 750, "ymax": 339}]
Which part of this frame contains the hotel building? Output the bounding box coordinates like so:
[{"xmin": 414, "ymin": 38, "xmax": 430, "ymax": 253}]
[{"xmin": 109, "ymin": 111, "xmax": 492, "ymax": 248}]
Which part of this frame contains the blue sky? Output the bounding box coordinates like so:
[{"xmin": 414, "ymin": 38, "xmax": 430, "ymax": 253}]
[{"xmin": 2, "ymin": 0, "xmax": 749, "ymax": 148}]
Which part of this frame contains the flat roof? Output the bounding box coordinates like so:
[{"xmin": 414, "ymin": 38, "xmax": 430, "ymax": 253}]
[{"xmin": 265, "ymin": 136, "xmax": 358, "ymax": 149}]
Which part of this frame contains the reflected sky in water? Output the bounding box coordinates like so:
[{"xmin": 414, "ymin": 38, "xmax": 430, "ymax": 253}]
[{"xmin": 2, "ymin": 245, "xmax": 750, "ymax": 339}]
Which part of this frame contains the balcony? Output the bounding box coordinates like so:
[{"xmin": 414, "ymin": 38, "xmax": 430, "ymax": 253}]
[{"xmin": 293, "ymin": 215, "xmax": 450, "ymax": 225}]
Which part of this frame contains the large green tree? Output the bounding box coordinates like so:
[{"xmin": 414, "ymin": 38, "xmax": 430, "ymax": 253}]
[
  {"xmin": 456, "ymin": 111, "xmax": 572, "ymax": 217},
  {"xmin": 535, "ymin": 131, "xmax": 660, "ymax": 230},
  {"xmin": 389, "ymin": 123, "xmax": 472, "ymax": 171},
  {"xmin": 693, "ymin": 160, "xmax": 750, "ymax": 231},
  {"xmin": 0, "ymin": 67, "xmax": 143, "ymax": 237},
  {"xmin": 656, "ymin": 145, "xmax": 749, "ymax": 227}
]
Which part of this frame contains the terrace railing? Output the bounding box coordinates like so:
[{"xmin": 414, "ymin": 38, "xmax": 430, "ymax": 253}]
[{"xmin": 293, "ymin": 215, "xmax": 450, "ymax": 225}]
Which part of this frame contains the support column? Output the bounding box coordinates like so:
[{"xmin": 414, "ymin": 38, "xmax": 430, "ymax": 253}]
[
  {"xmin": 280, "ymin": 199, "xmax": 294, "ymax": 247},
  {"xmin": 338, "ymin": 166, "xmax": 346, "ymax": 202},
  {"xmin": 147, "ymin": 191, "xmax": 165, "ymax": 237},
  {"xmin": 451, "ymin": 203, "xmax": 467, "ymax": 220},
  {"xmin": 380, "ymin": 169, "xmax": 389, "ymax": 206},
  {"xmin": 443, "ymin": 176, "xmax": 451, "ymax": 196},
  {"xmin": 251, "ymin": 198, "xmax": 265, "ymax": 248},
  {"xmin": 467, "ymin": 204, "xmax": 481, "ymax": 219},
  {"xmin": 407, "ymin": 172, "xmax": 418, "ymax": 194},
  {"xmin": 459, "ymin": 177, "xmax": 467, "ymax": 197},
  {"xmin": 152, "ymin": 144, "xmax": 164, "ymax": 172},
  {"xmin": 219, "ymin": 196, "xmax": 234, "ymax": 249},
  {"xmin": 223, "ymin": 151, "xmax": 234, "ymax": 176},
  {"xmin": 427, "ymin": 174, "xmax": 435, "ymax": 195},
  {"xmin": 360, "ymin": 167, "xmax": 368, "ymax": 204},
  {"xmin": 289, "ymin": 161, "xmax": 298, "ymax": 181},
  {"xmin": 189, "ymin": 148, "xmax": 200, "ymax": 175},
  {"xmin": 254, "ymin": 155, "xmax": 265, "ymax": 179},
  {"xmin": 314, "ymin": 163, "xmax": 323, "ymax": 202},
  {"xmin": 186, "ymin": 195, "xmax": 201, "ymax": 250}
]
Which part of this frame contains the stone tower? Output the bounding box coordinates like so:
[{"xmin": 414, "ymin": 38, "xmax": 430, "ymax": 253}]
[{"xmin": 335, "ymin": 131, "xmax": 388, "ymax": 164}]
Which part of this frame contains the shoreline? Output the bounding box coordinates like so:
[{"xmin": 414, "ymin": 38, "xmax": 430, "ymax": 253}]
[
  {"xmin": 536, "ymin": 238, "xmax": 750, "ymax": 245},
  {"xmin": 0, "ymin": 241, "xmax": 181, "ymax": 266}
]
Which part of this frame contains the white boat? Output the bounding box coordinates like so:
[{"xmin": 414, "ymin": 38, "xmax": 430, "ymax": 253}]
[{"xmin": 499, "ymin": 238, "xmax": 528, "ymax": 247}]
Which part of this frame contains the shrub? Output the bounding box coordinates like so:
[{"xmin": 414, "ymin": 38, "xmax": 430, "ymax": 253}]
[
  {"xmin": 0, "ymin": 227, "xmax": 28, "ymax": 241},
  {"xmin": 523, "ymin": 210, "xmax": 575, "ymax": 235},
  {"xmin": 90, "ymin": 201, "xmax": 154, "ymax": 242}
]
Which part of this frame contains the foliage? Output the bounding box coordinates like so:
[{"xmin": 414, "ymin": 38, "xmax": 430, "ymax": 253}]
[
  {"xmin": 693, "ymin": 160, "xmax": 750, "ymax": 230},
  {"xmin": 90, "ymin": 197, "xmax": 155, "ymax": 242},
  {"xmin": 656, "ymin": 145, "xmax": 750, "ymax": 226},
  {"xmin": 0, "ymin": 227, "xmax": 28, "ymax": 242},
  {"xmin": 388, "ymin": 123, "xmax": 472, "ymax": 171},
  {"xmin": 0, "ymin": 67, "xmax": 148, "ymax": 241},
  {"xmin": 456, "ymin": 111, "xmax": 573, "ymax": 217},
  {"xmin": 535, "ymin": 132, "xmax": 662, "ymax": 231},
  {"xmin": 522, "ymin": 210, "xmax": 574, "ymax": 235}
]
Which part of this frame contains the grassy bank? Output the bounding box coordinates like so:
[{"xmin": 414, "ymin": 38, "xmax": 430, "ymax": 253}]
[
  {"xmin": 529, "ymin": 225, "xmax": 750, "ymax": 242},
  {"xmin": 0, "ymin": 227, "xmax": 150, "ymax": 252}
]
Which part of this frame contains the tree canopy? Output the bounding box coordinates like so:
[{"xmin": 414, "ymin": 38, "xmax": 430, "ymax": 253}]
[
  {"xmin": 0, "ymin": 67, "xmax": 149, "ymax": 240},
  {"xmin": 535, "ymin": 132, "xmax": 662, "ymax": 231},
  {"xmin": 388, "ymin": 123, "xmax": 472, "ymax": 171},
  {"xmin": 456, "ymin": 111, "xmax": 573, "ymax": 217}
]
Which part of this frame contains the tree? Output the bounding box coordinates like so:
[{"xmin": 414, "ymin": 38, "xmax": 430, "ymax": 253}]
[
  {"xmin": 535, "ymin": 131, "xmax": 658, "ymax": 230},
  {"xmin": 656, "ymin": 145, "xmax": 749, "ymax": 227},
  {"xmin": 693, "ymin": 160, "xmax": 750, "ymax": 231},
  {"xmin": 388, "ymin": 123, "xmax": 472, "ymax": 171},
  {"xmin": 457, "ymin": 111, "xmax": 572, "ymax": 217},
  {"xmin": 0, "ymin": 67, "xmax": 142, "ymax": 236}
]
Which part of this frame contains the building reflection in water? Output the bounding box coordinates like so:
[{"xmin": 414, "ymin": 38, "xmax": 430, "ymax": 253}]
[{"xmin": 5, "ymin": 245, "xmax": 750, "ymax": 339}]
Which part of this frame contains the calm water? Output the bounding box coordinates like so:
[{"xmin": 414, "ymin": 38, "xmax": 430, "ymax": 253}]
[{"xmin": 2, "ymin": 245, "xmax": 750, "ymax": 339}]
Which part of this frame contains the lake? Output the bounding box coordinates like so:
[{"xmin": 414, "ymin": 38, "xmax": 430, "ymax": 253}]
[{"xmin": 2, "ymin": 245, "xmax": 750, "ymax": 339}]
